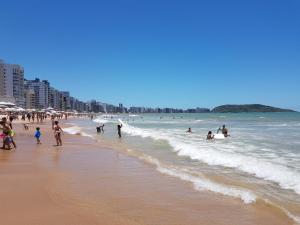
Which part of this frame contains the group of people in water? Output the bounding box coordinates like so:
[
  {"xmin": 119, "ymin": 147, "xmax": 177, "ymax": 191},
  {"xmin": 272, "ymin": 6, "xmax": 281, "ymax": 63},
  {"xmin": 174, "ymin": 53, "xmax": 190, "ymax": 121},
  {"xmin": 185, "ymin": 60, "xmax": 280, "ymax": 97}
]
[
  {"xmin": 96, "ymin": 123, "xmax": 123, "ymax": 138},
  {"xmin": 187, "ymin": 124, "xmax": 230, "ymax": 140}
]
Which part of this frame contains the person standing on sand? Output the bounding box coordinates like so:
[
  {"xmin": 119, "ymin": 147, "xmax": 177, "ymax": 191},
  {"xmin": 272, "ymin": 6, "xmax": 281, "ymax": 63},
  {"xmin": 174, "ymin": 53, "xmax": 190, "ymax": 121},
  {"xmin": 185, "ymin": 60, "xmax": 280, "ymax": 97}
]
[
  {"xmin": 5, "ymin": 117, "xmax": 16, "ymax": 148},
  {"xmin": 51, "ymin": 115, "xmax": 55, "ymax": 130},
  {"xmin": 34, "ymin": 127, "xmax": 41, "ymax": 144},
  {"xmin": 117, "ymin": 124, "xmax": 122, "ymax": 138},
  {"xmin": 32, "ymin": 113, "xmax": 35, "ymax": 123},
  {"xmin": 27, "ymin": 113, "xmax": 31, "ymax": 122},
  {"xmin": 8, "ymin": 116, "xmax": 14, "ymax": 129},
  {"xmin": 0, "ymin": 117, "xmax": 15, "ymax": 150},
  {"xmin": 54, "ymin": 121, "xmax": 64, "ymax": 146}
]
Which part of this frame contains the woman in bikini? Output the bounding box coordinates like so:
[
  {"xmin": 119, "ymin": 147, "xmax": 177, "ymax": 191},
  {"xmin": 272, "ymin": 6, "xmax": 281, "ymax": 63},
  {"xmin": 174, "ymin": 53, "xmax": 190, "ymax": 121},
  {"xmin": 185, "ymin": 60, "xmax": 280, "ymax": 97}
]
[{"xmin": 54, "ymin": 121, "xmax": 64, "ymax": 146}]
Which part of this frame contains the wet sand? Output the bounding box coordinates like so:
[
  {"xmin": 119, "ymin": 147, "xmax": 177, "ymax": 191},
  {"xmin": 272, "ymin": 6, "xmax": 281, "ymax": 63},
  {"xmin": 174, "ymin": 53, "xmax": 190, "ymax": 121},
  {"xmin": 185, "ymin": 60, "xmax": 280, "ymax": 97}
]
[{"xmin": 0, "ymin": 119, "xmax": 295, "ymax": 225}]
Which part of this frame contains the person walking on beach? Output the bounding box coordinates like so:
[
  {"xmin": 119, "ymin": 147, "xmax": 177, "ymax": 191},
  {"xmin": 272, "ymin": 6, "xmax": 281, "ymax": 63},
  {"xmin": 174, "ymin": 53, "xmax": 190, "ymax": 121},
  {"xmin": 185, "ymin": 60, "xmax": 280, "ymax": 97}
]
[
  {"xmin": 8, "ymin": 117, "xmax": 16, "ymax": 148},
  {"xmin": 51, "ymin": 115, "xmax": 55, "ymax": 129},
  {"xmin": 54, "ymin": 121, "xmax": 64, "ymax": 146},
  {"xmin": 8, "ymin": 116, "xmax": 14, "ymax": 129},
  {"xmin": 34, "ymin": 127, "xmax": 41, "ymax": 144},
  {"xmin": 117, "ymin": 124, "xmax": 122, "ymax": 138},
  {"xmin": 27, "ymin": 113, "xmax": 31, "ymax": 122},
  {"xmin": 101, "ymin": 124, "xmax": 105, "ymax": 133}
]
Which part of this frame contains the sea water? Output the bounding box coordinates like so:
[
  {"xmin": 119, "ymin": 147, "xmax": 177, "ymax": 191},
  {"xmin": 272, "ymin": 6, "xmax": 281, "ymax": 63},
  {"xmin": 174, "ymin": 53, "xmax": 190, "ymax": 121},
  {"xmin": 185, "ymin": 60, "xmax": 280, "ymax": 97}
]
[{"xmin": 66, "ymin": 112, "xmax": 300, "ymax": 222}]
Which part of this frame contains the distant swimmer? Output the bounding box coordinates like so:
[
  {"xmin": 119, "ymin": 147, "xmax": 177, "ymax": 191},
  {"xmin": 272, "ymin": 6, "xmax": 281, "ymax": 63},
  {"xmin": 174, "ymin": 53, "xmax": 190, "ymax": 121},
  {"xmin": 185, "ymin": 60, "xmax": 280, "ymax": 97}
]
[
  {"xmin": 96, "ymin": 126, "xmax": 101, "ymax": 134},
  {"xmin": 207, "ymin": 131, "xmax": 214, "ymax": 140},
  {"xmin": 117, "ymin": 124, "xmax": 123, "ymax": 138},
  {"xmin": 186, "ymin": 128, "xmax": 192, "ymax": 133},
  {"xmin": 218, "ymin": 125, "xmax": 230, "ymax": 137},
  {"xmin": 96, "ymin": 124, "xmax": 104, "ymax": 134}
]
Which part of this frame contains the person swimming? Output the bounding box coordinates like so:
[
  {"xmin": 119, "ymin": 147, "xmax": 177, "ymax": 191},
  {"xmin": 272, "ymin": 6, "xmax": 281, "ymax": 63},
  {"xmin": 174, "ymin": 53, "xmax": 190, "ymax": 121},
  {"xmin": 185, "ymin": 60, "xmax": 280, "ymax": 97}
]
[
  {"xmin": 100, "ymin": 124, "xmax": 105, "ymax": 133},
  {"xmin": 218, "ymin": 125, "xmax": 230, "ymax": 137},
  {"xmin": 96, "ymin": 126, "xmax": 101, "ymax": 133},
  {"xmin": 186, "ymin": 128, "xmax": 192, "ymax": 133},
  {"xmin": 207, "ymin": 131, "xmax": 214, "ymax": 140}
]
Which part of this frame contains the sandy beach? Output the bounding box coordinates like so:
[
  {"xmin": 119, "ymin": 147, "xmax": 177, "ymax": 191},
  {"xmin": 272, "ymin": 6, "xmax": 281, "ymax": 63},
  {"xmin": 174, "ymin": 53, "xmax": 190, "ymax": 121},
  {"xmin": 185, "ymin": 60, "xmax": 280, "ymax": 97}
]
[{"xmin": 0, "ymin": 118, "xmax": 295, "ymax": 225}]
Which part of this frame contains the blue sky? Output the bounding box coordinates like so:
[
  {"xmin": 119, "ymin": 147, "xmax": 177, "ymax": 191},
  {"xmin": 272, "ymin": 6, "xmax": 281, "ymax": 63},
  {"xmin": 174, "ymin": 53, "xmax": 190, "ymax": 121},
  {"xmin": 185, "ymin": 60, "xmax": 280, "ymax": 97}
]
[{"xmin": 1, "ymin": 0, "xmax": 299, "ymax": 110}]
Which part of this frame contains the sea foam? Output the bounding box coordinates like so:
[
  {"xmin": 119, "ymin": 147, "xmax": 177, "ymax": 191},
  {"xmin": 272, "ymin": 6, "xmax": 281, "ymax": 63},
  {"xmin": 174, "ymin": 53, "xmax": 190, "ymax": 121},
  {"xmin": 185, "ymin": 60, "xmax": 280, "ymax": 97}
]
[
  {"xmin": 119, "ymin": 120, "xmax": 300, "ymax": 196},
  {"xmin": 130, "ymin": 150, "xmax": 256, "ymax": 204}
]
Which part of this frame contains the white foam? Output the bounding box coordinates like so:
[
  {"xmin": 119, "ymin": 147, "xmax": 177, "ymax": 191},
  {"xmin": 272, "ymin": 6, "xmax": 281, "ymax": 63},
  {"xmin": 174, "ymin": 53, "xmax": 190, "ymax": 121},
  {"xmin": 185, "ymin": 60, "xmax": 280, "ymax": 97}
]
[
  {"xmin": 63, "ymin": 126, "xmax": 94, "ymax": 139},
  {"xmin": 93, "ymin": 118, "xmax": 109, "ymax": 124},
  {"xmin": 129, "ymin": 114, "xmax": 139, "ymax": 117},
  {"xmin": 158, "ymin": 167, "xmax": 256, "ymax": 204},
  {"xmin": 63, "ymin": 126, "xmax": 82, "ymax": 135},
  {"xmin": 119, "ymin": 120, "xmax": 300, "ymax": 196},
  {"xmin": 81, "ymin": 132, "xmax": 94, "ymax": 138},
  {"xmin": 131, "ymin": 151, "xmax": 256, "ymax": 204}
]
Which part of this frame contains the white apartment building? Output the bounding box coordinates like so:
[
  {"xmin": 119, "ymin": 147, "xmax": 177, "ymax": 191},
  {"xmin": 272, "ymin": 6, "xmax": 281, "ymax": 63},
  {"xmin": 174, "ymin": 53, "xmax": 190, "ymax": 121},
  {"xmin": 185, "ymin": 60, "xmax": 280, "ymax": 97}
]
[
  {"xmin": 24, "ymin": 89, "xmax": 35, "ymax": 109},
  {"xmin": 25, "ymin": 78, "xmax": 49, "ymax": 109},
  {"xmin": 0, "ymin": 60, "xmax": 5, "ymax": 96},
  {"xmin": 0, "ymin": 59, "xmax": 25, "ymax": 107},
  {"xmin": 49, "ymin": 87, "xmax": 60, "ymax": 110}
]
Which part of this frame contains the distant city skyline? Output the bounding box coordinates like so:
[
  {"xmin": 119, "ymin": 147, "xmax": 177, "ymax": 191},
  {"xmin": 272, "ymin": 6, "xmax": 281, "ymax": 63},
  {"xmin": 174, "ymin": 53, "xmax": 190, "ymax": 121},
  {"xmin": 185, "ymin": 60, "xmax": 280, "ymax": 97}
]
[{"xmin": 1, "ymin": 0, "xmax": 299, "ymax": 110}]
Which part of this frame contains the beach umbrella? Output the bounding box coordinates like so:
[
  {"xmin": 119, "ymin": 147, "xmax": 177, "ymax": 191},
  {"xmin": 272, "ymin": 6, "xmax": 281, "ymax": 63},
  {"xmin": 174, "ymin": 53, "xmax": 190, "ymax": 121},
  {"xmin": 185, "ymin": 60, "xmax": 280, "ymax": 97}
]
[
  {"xmin": 15, "ymin": 107, "xmax": 25, "ymax": 112},
  {"xmin": 0, "ymin": 102, "xmax": 16, "ymax": 107},
  {"xmin": 4, "ymin": 107, "xmax": 16, "ymax": 112}
]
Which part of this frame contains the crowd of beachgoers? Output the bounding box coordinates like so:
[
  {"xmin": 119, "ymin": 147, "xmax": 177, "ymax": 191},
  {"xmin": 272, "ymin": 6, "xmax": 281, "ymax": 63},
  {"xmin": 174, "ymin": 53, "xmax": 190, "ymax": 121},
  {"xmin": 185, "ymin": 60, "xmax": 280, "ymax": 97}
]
[{"xmin": 0, "ymin": 110, "xmax": 90, "ymax": 150}]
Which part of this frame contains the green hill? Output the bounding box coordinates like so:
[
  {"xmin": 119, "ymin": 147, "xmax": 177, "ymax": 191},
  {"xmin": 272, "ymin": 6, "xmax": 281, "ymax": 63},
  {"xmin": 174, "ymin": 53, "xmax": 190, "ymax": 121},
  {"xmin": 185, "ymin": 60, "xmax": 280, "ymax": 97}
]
[{"xmin": 212, "ymin": 104, "xmax": 296, "ymax": 113}]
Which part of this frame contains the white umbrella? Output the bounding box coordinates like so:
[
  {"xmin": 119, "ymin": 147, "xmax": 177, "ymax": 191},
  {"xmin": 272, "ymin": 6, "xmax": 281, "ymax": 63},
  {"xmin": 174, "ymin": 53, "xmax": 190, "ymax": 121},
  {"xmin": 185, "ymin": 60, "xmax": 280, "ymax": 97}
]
[
  {"xmin": 4, "ymin": 107, "xmax": 17, "ymax": 112},
  {"xmin": 16, "ymin": 107, "xmax": 25, "ymax": 112},
  {"xmin": 0, "ymin": 102, "xmax": 16, "ymax": 106}
]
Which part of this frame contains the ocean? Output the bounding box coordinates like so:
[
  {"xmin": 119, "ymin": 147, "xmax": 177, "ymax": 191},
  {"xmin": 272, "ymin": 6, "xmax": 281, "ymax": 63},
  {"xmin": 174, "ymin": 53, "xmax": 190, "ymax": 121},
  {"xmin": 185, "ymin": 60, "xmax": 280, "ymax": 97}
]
[{"xmin": 65, "ymin": 112, "xmax": 300, "ymax": 223}]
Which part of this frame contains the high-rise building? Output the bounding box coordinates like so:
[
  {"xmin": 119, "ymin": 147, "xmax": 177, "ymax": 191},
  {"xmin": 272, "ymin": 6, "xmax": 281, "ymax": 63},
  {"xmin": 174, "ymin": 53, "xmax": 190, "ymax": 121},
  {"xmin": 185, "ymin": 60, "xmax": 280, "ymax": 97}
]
[
  {"xmin": 0, "ymin": 59, "xmax": 25, "ymax": 107},
  {"xmin": 25, "ymin": 78, "xmax": 49, "ymax": 109},
  {"xmin": 0, "ymin": 60, "xmax": 5, "ymax": 96},
  {"xmin": 49, "ymin": 87, "xmax": 60, "ymax": 110},
  {"xmin": 24, "ymin": 89, "xmax": 35, "ymax": 109},
  {"xmin": 60, "ymin": 91, "xmax": 71, "ymax": 111}
]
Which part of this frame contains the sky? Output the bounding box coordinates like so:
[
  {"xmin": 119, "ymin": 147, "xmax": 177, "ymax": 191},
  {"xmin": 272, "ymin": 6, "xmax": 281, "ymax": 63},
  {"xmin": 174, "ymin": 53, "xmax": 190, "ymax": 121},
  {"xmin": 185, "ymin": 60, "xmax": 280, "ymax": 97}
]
[{"xmin": 0, "ymin": 0, "xmax": 299, "ymax": 110}]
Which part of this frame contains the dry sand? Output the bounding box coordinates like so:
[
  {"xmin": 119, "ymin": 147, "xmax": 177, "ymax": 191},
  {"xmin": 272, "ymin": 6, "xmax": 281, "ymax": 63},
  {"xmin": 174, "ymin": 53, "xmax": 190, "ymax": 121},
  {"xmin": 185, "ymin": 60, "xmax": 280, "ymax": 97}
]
[{"xmin": 0, "ymin": 118, "xmax": 294, "ymax": 225}]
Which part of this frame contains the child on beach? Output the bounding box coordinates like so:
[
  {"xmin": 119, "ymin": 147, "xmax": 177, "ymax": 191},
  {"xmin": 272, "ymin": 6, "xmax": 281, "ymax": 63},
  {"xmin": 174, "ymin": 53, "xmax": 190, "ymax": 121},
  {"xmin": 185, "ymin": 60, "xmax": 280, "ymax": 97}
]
[{"xmin": 34, "ymin": 127, "xmax": 41, "ymax": 144}]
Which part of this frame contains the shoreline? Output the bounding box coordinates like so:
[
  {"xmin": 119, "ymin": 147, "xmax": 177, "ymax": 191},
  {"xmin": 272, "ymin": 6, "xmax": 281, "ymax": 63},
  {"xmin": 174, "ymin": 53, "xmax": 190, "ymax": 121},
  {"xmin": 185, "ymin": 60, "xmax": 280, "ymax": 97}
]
[{"xmin": 0, "ymin": 118, "xmax": 295, "ymax": 225}]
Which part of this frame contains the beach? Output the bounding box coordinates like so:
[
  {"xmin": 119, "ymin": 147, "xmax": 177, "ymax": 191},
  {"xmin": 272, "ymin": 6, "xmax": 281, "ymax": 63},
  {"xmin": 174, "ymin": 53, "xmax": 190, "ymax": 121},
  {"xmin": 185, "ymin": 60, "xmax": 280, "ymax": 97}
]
[{"xmin": 0, "ymin": 117, "xmax": 296, "ymax": 225}]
